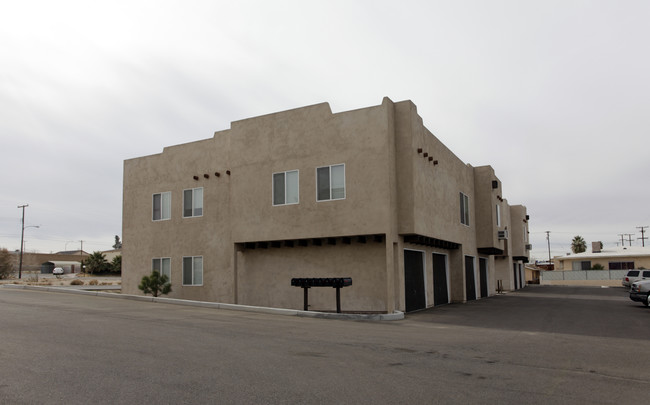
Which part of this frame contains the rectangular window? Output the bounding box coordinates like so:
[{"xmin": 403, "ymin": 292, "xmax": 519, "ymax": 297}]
[
  {"xmin": 182, "ymin": 256, "xmax": 203, "ymax": 286},
  {"xmin": 273, "ymin": 170, "xmax": 299, "ymax": 205},
  {"xmin": 572, "ymin": 261, "xmax": 591, "ymax": 270},
  {"xmin": 183, "ymin": 188, "xmax": 203, "ymax": 218},
  {"xmin": 317, "ymin": 164, "xmax": 345, "ymax": 201},
  {"xmin": 460, "ymin": 192, "xmax": 470, "ymax": 226},
  {"xmin": 152, "ymin": 258, "xmax": 171, "ymax": 279},
  {"xmin": 609, "ymin": 261, "xmax": 635, "ymax": 270},
  {"xmin": 496, "ymin": 204, "xmax": 501, "ymax": 227},
  {"xmin": 153, "ymin": 192, "xmax": 171, "ymax": 221}
]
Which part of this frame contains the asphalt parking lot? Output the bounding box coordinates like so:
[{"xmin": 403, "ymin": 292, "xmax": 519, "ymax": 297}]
[
  {"xmin": 0, "ymin": 285, "xmax": 648, "ymax": 404},
  {"xmin": 409, "ymin": 285, "xmax": 649, "ymax": 340}
]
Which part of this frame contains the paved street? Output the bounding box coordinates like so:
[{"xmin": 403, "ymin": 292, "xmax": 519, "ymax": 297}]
[{"xmin": 0, "ymin": 286, "xmax": 648, "ymax": 404}]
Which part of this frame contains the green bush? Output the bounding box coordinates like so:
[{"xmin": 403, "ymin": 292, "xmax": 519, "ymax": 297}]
[{"xmin": 138, "ymin": 271, "xmax": 172, "ymax": 297}]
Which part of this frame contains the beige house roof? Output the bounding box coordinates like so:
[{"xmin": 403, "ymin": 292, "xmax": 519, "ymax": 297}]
[{"xmin": 555, "ymin": 246, "xmax": 650, "ymax": 261}]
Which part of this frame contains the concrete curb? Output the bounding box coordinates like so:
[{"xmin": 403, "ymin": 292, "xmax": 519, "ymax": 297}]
[{"xmin": 1, "ymin": 284, "xmax": 404, "ymax": 321}]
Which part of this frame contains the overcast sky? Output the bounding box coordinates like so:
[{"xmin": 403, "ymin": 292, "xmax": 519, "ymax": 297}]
[{"xmin": 1, "ymin": 1, "xmax": 649, "ymax": 260}]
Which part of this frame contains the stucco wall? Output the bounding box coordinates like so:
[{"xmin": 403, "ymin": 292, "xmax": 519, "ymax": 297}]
[
  {"xmin": 122, "ymin": 97, "xmax": 529, "ymax": 309},
  {"xmin": 237, "ymin": 241, "xmax": 387, "ymax": 312},
  {"xmin": 230, "ymin": 101, "xmax": 393, "ymax": 242},
  {"xmin": 122, "ymin": 136, "xmax": 235, "ymax": 302}
]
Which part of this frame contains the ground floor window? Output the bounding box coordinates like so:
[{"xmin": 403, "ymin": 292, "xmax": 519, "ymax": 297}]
[
  {"xmin": 572, "ymin": 261, "xmax": 591, "ymax": 270},
  {"xmin": 152, "ymin": 257, "xmax": 171, "ymax": 279},
  {"xmin": 183, "ymin": 256, "xmax": 203, "ymax": 286},
  {"xmin": 609, "ymin": 261, "xmax": 634, "ymax": 270}
]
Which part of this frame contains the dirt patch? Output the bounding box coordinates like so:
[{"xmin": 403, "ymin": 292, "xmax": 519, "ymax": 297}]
[{"xmin": 0, "ymin": 273, "xmax": 121, "ymax": 287}]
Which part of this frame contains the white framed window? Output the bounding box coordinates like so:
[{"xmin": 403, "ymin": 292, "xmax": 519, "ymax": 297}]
[
  {"xmin": 460, "ymin": 192, "xmax": 470, "ymax": 226},
  {"xmin": 183, "ymin": 188, "xmax": 203, "ymax": 218},
  {"xmin": 572, "ymin": 260, "xmax": 591, "ymax": 270},
  {"xmin": 182, "ymin": 256, "xmax": 203, "ymax": 286},
  {"xmin": 317, "ymin": 164, "xmax": 345, "ymax": 201},
  {"xmin": 153, "ymin": 192, "xmax": 171, "ymax": 221},
  {"xmin": 152, "ymin": 257, "xmax": 171, "ymax": 279},
  {"xmin": 273, "ymin": 170, "xmax": 299, "ymax": 206},
  {"xmin": 496, "ymin": 204, "xmax": 501, "ymax": 227}
]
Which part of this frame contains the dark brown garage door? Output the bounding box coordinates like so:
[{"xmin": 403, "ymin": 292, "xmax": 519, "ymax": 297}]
[
  {"xmin": 465, "ymin": 256, "xmax": 476, "ymax": 301},
  {"xmin": 432, "ymin": 253, "xmax": 449, "ymax": 306},
  {"xmin": 404, "ymin": 250, "xmax": 426, "ymax": 312},
  {"xmin": 479, "ymin": 258, "xmax": 488, "ymax": 298}
]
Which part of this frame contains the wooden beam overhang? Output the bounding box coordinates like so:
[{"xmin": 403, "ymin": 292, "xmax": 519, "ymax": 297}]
[
  {"xmin": 238, "ymin": 234, "xmax": 385, "ymax": 250},
  {"xmin": 402, "ymin": 234, "xmax": 460, "ymax": 250}
]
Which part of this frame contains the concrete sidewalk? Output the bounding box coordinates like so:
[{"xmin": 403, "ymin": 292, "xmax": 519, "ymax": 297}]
[{"xmin": 1, "ymin": 284, "xmax": 404, "ymax": 321}]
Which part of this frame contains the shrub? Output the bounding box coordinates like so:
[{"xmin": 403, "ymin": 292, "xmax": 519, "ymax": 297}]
[
  {"xmin": 88, "ymin": 279, "xmax": 98, "ymax": 285},
  {"xmin": 70, "ymin": 279, "xmax": 84, "ymax": 285},
  {"xmin": 0, "ymin": 248, "xmax": 14, "ymax": 279},
  {"xmin": 138, "ymin": 271, "xmax": 172, "ymax": 297},
  {"xmin": 591, "ymin": 264, "xmax": 605, "ymax": 270}
]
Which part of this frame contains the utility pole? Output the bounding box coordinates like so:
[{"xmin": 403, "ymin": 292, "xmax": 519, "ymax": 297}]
[
  {"xmin": 625, "ymin": 234, "xmax": 634, "ymax": 246},
  {"xmin": 638, "ymin": 226, "xmax": 648, "ymax": 247},
  {"xmin": 545, "ymin": 231, "xmax": 551, "ymax": 264},
  {"xmin": 618, "ymin": 234, "xmax": 625, "ymax": 246},
  {"xmin": 17, "ymin": 204, "xmax": 28, "ymax": 279},
  {"xmin": 80, "ymin": 240, "xmax": 84, "ymax": 273}
]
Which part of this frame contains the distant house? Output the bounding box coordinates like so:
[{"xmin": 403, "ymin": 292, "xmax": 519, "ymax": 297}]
[
  {"xmin": 525, "ymin": 264, "xmax": 541, "ymax": 284},
  {"xmin": 41, "ymin": 261, "xmax": 82, "ymax": 274},
  {"xmin": 12, "ymin": 251, "xmax": 89, "ymax": 274},
  {"xmin": 102, "ymin": 249, "xmax": 122, "ymax": 262},
  {"xmin": 554, "ymin": 245, "xmax": 650, "ymax": 270}
]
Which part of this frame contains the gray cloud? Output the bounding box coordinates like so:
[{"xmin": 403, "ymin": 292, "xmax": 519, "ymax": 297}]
[{"xmin": 1, "ymin": 0, "xmax": 649, "ymax": 258}]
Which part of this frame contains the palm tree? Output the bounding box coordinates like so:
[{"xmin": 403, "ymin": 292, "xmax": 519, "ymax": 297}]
[
  {"xmin": 84, "ymin": 251, "xmax": 108, "ymax": 275},
  {"xmin": 571, "ymin": 235, "xmax": 587, "ymax": 254}
]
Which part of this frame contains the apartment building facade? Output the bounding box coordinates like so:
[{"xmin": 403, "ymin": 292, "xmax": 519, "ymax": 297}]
[{"xmin": 122, "ymin": 98, "xmax": 530, "ymax": 313}]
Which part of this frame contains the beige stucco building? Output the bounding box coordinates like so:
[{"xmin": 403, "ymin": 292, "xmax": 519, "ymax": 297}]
[{"xmin": 122, "ymin": 98, "xmax": 530, "ymax": 313}]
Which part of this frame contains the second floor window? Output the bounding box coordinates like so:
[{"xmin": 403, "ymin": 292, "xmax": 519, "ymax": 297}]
[
  {"xmin": 460, "ymin": 192, "xmax": 470, "ymax": 226},
  {"xmin": 153, "ymin": 192, "xmax": 171, "ymax": 221},
  {"xmin": 496, "ymin": 204, "xmax": 501, "ymax": 227},
  {"xmin": 317, "ymin": 164, "xmax": 345, "ymax": 201},
  {"xmin": 273, "ymin": 170, "xmax": 299, "ymax": 206},
  {"xmin": 184, "ymin": 188, "xmax": 203, "ymax": 217}
]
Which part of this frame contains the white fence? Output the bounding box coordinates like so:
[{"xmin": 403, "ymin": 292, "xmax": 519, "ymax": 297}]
[{"xmin": 541, "ymin": 269, "xmax": 628, "ymax": 281}]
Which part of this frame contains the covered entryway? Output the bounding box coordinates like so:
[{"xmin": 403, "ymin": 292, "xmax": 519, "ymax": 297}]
[
  {"xmin": 465, "ymin": 256, "xmax": 476, "ymax": 301},
  {"xmin": 404, "ymin": 250, "xmax": 426, "ymax": 312},
  {"xmin": 479, "ymin": 258, "xmax": 488, "ymax": 298},
  {"xmin": 432, "ymin": 253, "xmax": 449, "ymax": 306}
]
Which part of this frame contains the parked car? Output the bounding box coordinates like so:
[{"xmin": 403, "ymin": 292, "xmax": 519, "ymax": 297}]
[
  {"xmin": 52, "ymin": 267, "xmax": 64, "ymax": 276},
  {"xmin": 629, "ymin": 280, "xmax": 650, "ymax": 307},
  {"xmin": 621, "ymin": 269, "xmax": 650, "ymax": 288}
]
